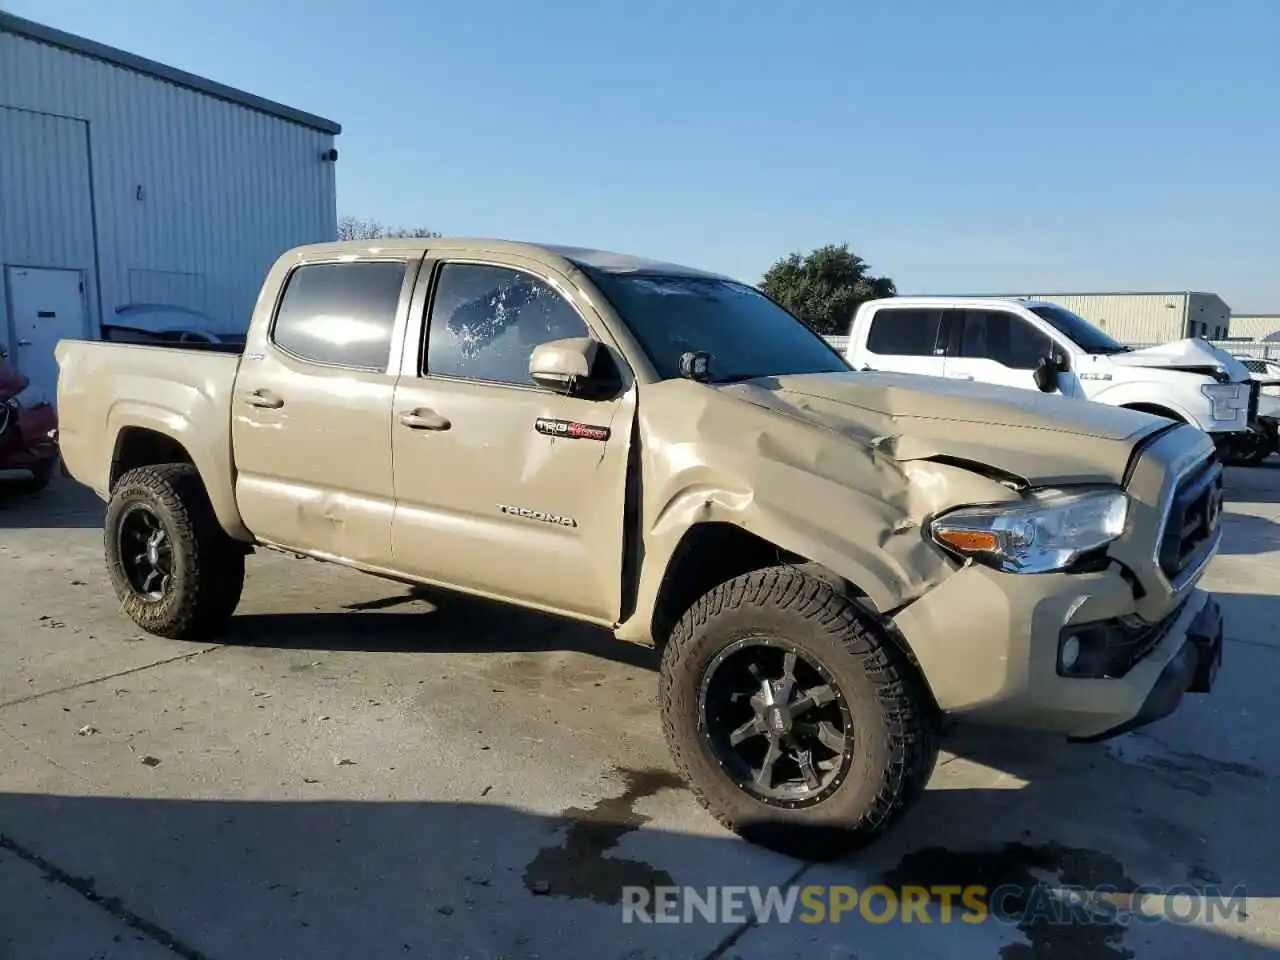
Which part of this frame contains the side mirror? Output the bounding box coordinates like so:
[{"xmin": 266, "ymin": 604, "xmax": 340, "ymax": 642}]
[
  {"xmin": 1033, "ymin": 355, "xmax": 1061, "ymax": 393},
  {"xmin": 529, "ymin": 337, "xmax": 599, "ymax": 393}
]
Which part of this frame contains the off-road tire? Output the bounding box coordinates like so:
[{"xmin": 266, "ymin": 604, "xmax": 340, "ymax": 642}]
[
  {"xmin": 660, "ymin": 565, "xmax": 939, "ymax": 861},
  {"xmin": 105, "ymin": 463, "xmax": 245, "ymax": 640}
]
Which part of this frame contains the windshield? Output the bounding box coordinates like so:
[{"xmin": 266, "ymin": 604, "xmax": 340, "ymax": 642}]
[
  {"xmin": 582, "ymin": 269, "xmax": 850, "ymax": 382},
  {"xmin": 1026, "ymin": 303, "xmax": 1130, "ymax": 354}
]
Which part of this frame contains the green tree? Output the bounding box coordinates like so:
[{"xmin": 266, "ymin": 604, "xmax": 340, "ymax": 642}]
[{"xmin": 760, "ymin": 244, "xmax": 896, "ymax": 335}]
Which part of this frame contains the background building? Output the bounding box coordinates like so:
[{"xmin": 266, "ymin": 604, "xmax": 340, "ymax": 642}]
[
  {"xmin": 1, "ymin": 13, "xmax": 339, "ymax": 399},
  {"xmin": 943, "ymin": 291, "xmax": 1231, "ymax": 345},
  {"xmin": 1227, "ymin": 314, "xmax": 1280, "ymax": 343}
]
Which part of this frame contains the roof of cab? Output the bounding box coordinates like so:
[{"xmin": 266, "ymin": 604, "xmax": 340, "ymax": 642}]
[
  {"xmin": 284, "ymin": 238, "xmax": 731, "ymax": 280},
  {"xmin": 861, "ymin": 295, "xmax": 1053, "ymax": 311}
]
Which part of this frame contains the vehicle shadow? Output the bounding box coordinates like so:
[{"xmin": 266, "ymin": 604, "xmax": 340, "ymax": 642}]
[
  {"xmin": 1224, "ymin": 462, "xmax": 1280, "ymax": 504},
  {"xmin": 0, "ymin": 774, "xmax": 1272, "ymax": 960},
  {"xmin": 0, "ymin": 475, "xmax": 102, "ymax": 530},
  {"xmin": 1215, "ymin": 513, "xmax": 1280, "ymax": 556},
  {"xmin": 224, "ymin": 584, "xmax": 658, "ymax": 671}
]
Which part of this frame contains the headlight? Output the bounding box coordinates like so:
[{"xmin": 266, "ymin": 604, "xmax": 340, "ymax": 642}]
[
  {"xmin": 929, "ymin": 487, "xmax": 1129, "ymax": 574},
  {"xmin": 1201, "ymin": 383, "xmax": 1244, "ymax": 422}
]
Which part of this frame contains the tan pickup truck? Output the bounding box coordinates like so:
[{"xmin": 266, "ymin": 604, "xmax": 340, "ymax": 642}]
[{"xmin": 56, "ymin": 238, "xmax": 1225, "ymax": 859}]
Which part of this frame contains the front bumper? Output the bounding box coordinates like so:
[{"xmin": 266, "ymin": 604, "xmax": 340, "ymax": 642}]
[
  {"xmin": 1067, "ymin": 595, "xmax": 1222, "ymax": 742},
  {"xmin": 891, "ymin": 563, "xmax": 1221, "ymax": 742}
]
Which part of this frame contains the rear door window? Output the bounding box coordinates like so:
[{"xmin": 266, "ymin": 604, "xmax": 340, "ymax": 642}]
[
  {"xmin": 271, "ymin": 261, "xmax": 407, "ymax": 370},
  {"xmin": 865, "ymin": 308, "xmax": 944, "ymax": 356}
]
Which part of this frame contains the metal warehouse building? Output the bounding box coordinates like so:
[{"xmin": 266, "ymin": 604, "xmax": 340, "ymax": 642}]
[
  {"xmin": 1227, "ymin": 314, "xmax": 1280, "ymax": 343},
  {"xmin": 953, "ymin": 291, "xmax": 1231, "ymax": 345},
  {"xmin": 0, "ymin": 13, "xmax": 340, "ymax": 399}
]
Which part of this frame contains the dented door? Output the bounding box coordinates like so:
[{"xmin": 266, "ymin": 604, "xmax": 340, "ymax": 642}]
[
  {"xmin": 232, "ymin": 258, "xmax": 417, "ymax": 564},
  {"xmin": 390, "ymin": 258, "xmax": 635, "ymax": 623}
]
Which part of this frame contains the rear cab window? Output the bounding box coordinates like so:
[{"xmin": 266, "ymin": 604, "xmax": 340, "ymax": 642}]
[{"xmin": 270, "ymin": 260, "xmax": 408, "ymax": 370}]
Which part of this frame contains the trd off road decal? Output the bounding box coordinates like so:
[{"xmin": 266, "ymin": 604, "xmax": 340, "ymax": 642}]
[{"xmin": 534, "ymin": 417, "xmax": 611, "ymax": 442}]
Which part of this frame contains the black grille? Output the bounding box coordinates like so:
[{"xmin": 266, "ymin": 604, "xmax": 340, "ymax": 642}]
[{"xmin": 1157, "ymin": 455, "xmax": 1224, "ymax": 581}]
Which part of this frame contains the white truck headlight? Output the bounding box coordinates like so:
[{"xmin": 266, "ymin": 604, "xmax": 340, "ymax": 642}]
[
  {"xmin": 929, "ymin": 487, "xmax": 1129, "ymax": 574},
  {"xmin": 1201, "ymin": 383, "xmax": 1244, "ymax": 422}
]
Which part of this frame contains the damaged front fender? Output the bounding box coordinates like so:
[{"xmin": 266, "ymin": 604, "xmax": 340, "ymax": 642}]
[{"xmin": 617, "ymin": 379, "xmax": 1021, "ymax": 645}]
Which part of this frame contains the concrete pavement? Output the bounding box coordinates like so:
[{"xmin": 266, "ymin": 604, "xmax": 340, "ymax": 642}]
[{"xmin": 0, "ymin": 471, "xmax": 1277, "ymax": 959}]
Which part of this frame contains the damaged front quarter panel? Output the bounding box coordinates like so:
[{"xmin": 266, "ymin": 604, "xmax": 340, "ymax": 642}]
[{"xmin": 617, "ymin": 378, "xmax": 1024, "ymax": 646}]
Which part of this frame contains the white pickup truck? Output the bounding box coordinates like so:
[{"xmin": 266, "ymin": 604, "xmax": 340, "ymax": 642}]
[{"xmin": 845, "ymin": 297, "xmax": 1260, "ymax": 463}]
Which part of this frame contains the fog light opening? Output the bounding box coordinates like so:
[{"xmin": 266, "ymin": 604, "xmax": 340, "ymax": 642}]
[{"xmin": 1060, "ymin": 635, "xmax": 1082, "ymax": 673}]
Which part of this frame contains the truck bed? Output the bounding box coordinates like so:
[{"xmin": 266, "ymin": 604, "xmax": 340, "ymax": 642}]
[{"xmin": 53, "ymin": 339, "xmax": 245, "ymax": 534}]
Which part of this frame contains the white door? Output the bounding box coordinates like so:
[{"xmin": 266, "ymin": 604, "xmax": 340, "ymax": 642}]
[
  {"xmin": 6, "ymin": 267, "xmax": 87, "ymax": 402},
  {"xmin": 942, "ymin": 308, "xmax": 1070, "ymax": 395}
]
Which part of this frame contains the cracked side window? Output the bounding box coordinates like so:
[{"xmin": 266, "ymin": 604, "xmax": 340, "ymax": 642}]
[{"xmin": 425, "ymin": 263, "xmax": 588, "ymax": 386}]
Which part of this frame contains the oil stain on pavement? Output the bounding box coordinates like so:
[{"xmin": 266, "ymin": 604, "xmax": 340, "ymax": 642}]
[
  {"xmin": 882, "ymin": 841, "xmax": 1139, "ymax": 960},
  {"xmin": 522, "ymin": 767, "xmax": 685, "ymax": 904}
]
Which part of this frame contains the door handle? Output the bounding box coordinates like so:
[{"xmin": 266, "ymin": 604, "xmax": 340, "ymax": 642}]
[
  {"xmin": 17, "ymin": 339, "xmax": 31, "ymax": 347},
  {"xmin": 243, "ymin": 389, "xmax": 284, "ymax": 409},
  {"xmin": 951, "ymin": 374, "xmax": 975, "ymax": 381},
  {"xmin": 399, "ymin": 408, "xmax": 451, "ymax": 431}
]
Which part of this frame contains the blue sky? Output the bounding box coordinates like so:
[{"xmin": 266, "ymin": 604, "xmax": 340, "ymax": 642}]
[{"xmin": 10, "ymin": 0, "xmax": 1280, "ymax": 310}]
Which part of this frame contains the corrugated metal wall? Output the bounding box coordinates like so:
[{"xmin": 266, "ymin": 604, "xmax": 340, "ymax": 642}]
[
  {"xmin": 1011, "ymin": 293, "xmax": 1187, "ymax": 344},
  {"xmin": 0, "ymin": 31, "xmax": 336, "ymax": 339},
  {"xmin": 1185, "ymin": 293, "xmax": 1230, "ymax": 339},
  {"xmin": 0, "ymin": 106, "xmax": 98, "ymax": 341},
  {"xmin": 1228, "ymin": 315, "xmax": 1280, "ymax": 343}
]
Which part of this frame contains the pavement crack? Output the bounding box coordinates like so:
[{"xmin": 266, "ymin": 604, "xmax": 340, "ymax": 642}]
[
  {"xmin": 0, "ymin": 719, "xmax": 86, "ymax": 781},
  {"xmin": 701, "ymin": 860, "xmax": 812, "ymax": 960},
  {"xmin": 0, "ymin": 833, "xmax": 212, "ymax": 960},
  {"xmin": 0, "ymin": 646, "xmax": 219, "ymax": 711}
]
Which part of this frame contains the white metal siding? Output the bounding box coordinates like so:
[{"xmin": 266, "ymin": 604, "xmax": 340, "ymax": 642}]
[
  {"xmin": 0, "ymin": 106, "xmax": 98, "ymax": 352},
  {"xmin": 1228, "ymin": 315, "xmax": 1280, "ymax": 342},
  {"xmin": 0, "ymin": 31, "xmax": 336, "ymax": 336},
  {"xmin": 1185, "ymin": 293, "xmax": 1230, "ymax": 340},
  {"xmin": 1015, "ymin": 293, "xmax": 1187, "ymax": 344}
]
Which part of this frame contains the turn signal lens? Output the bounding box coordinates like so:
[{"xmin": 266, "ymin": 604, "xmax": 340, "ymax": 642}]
[{"xmin": 934, "ymin": 529, "xmax": 1000, "ymax": 552}]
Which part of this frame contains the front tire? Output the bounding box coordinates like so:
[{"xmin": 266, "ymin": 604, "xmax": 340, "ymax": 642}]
[
  {"xmin": 659, "ymin": 566, "xmax": 939, "ymax": 861},
  {"xmin": 105, "ymin": 464, "xmax": 245, "ymax": 640},
  {"xmin": 1221, "ymin": 425, "xmax": 1274, "ymax": 467}
]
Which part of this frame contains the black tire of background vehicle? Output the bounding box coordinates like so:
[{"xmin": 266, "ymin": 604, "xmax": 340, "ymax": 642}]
[
  {"xmin": 104, "ymin": 463, "xmax": 245, "ymax": 640},
  {"xmin": 1221, "ymin": 425, "xmax": 1274, "ymax": 467},
  {"xmin": 17, "ymin": 459, "xmax": 54, "ymax": 495},
  {"xmin": 660, "ymin": 566, "xmax": 940, "ymax": 862}
]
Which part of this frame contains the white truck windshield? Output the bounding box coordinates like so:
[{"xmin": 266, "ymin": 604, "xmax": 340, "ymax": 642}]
[{"xmin": 1026, "ymin": 304, "xmax": 1131, "ymax": 355}]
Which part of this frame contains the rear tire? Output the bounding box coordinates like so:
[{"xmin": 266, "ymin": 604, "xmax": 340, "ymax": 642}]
[
  {"xmin": 659, "ymin": 566, "xmax": 939, "ymax": 861},
  {"xmin": 105, "ymin": 463, "xmax": 245, "ymax": 640}
]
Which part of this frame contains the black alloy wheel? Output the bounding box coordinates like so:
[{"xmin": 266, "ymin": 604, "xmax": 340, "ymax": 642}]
[
  {"xmin": 698, "ymin": 637, "xmax": 853, "ymax": 808},
  {"xmin": 117, "ymin": 502, "xmax": 174, "ymax": 601}
]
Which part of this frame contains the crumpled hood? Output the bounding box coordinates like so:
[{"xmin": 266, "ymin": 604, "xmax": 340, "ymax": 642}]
[
  {"xmin": 725, "ymin": 370, "xmax": 1168, "ymax": 486},
  {"xmin": 1108, "ymin": 338, "xmax": 1250, "ymax": 381}
]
